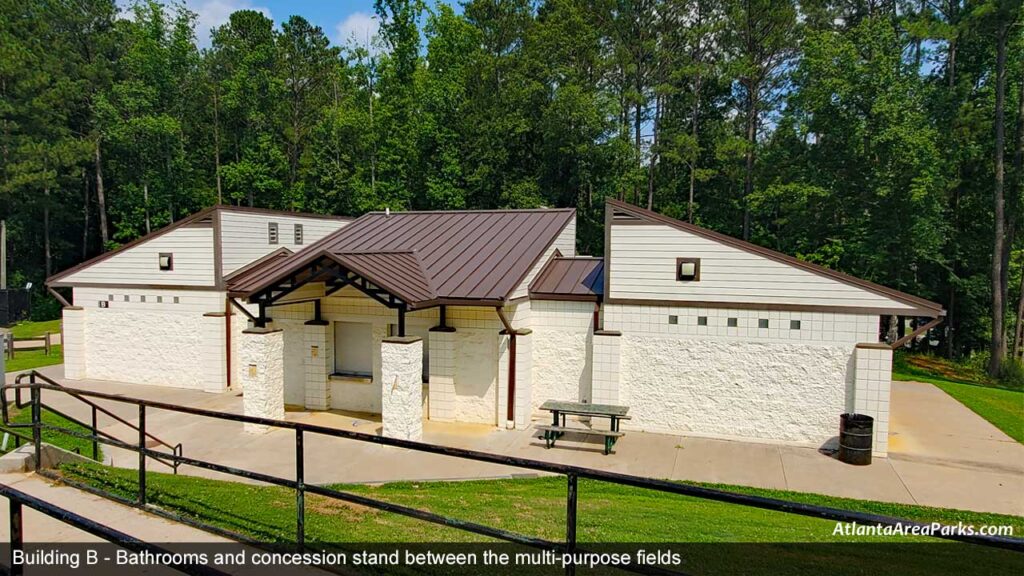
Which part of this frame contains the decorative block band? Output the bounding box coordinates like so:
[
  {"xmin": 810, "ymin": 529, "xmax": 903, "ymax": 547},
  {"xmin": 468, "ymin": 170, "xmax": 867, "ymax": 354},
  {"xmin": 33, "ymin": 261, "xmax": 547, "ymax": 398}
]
[{"xmin": 383, "ymin": 335, "xmax": 423, "ymax": 344}]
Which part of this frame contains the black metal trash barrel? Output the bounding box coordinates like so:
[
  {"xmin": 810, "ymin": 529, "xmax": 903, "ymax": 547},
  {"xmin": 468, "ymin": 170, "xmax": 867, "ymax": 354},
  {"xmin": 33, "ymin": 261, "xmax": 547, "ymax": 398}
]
[{"xmin": 838, "ymin": 413, "xmax": 873, "ymax": 465}]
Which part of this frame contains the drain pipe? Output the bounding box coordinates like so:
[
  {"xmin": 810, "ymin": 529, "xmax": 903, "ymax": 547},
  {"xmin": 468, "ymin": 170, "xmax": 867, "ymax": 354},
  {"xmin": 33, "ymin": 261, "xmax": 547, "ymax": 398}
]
[{"xmin": 496, "ymin": 307, "xmax": 516, "ymax": 429}]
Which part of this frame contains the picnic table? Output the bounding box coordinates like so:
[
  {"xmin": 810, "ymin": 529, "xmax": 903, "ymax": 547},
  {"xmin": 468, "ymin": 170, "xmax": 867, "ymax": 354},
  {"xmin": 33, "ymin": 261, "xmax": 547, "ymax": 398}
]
[{"xmin": 536, "ymin": 400, "xmax": 631, "ymax": 455}]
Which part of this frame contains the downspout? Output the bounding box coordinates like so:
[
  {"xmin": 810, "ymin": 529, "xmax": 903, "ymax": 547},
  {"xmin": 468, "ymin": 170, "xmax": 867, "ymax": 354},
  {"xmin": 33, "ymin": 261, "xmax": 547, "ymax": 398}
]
[
  {"xmin": 496, "ymin": 307, "xmax": 516, "ymax": 429},
  {"xmin": 225, "ymin": 297, "xmax": 232, "ymax": 389}
]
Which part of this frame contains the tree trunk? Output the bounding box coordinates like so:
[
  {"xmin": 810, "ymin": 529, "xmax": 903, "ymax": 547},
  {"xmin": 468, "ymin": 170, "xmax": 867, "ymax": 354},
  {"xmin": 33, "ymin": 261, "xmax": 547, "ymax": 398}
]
[
  {"xmin": 95, "ymin": 137, "xmax": 108, "ymax": 247},
  {"xmin": 82, "ymin": 167, "xmax": 89, "ymax": 260},
  {"xmin": 1012, "ymin": 76, "xmax": 1024, "ymax": 358},
  {"xmin": 743, "ymin": 88, "xmax": 757, "ymax": 240},
  {"xmin": 213, "ymin": 89, "xmax": 222, "ymax": 204},
  {"xmin": 43, "ymin": 185, "xmax": 51, "ymax": 278},
  {"xmin": 143, "ymin": 182, "xmax": 151, "ymax": 234},
  {"xmin": 1014, "ymin": 251, "xmax": 1024, "ymax": 358},
  {"xmin": 989, "ymin": 24, "xmax": 1009, "ymax": 377}
]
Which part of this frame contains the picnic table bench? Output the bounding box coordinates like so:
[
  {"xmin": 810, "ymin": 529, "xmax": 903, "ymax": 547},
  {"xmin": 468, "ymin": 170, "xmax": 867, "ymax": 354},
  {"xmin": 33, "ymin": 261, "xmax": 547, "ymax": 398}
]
[{"xmin": 536, "ymin": 400, "xmax": 631, "ymax": 455}]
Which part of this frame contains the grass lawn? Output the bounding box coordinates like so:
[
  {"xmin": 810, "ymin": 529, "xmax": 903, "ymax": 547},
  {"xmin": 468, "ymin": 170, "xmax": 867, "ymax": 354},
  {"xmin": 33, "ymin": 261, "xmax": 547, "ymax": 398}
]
[
  {"xmin": 0, "ymin": 404, "xmax": 101, "ymax": 460},
  {"xmin": 893, "ymin": 354, "xmax": 1023, "ymax": 443},
  {"xmin": 3, "ymin": 344, "xmax": 63, "ymax": 373},
  {"xmin": 55, "ymin": 462, "xmax": 1022, "ymax": 574},
  {"xmin": 6, "ymin": 319, "xmax": 61, "ymax": 339}
]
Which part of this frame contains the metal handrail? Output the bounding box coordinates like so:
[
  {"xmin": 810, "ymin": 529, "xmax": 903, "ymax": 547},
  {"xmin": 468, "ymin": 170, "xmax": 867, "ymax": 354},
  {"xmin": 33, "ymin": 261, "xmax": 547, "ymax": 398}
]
[
  {"xmin": 0, "ymin": 482, "xmax": 230, "ymax": 576},
  {"xmin": 1, "ymin": 372, "xmax": 182, "ymax": 472},
  {"xmin": 3, "ymin": 373, "xmax": 1023, "ymax": 575}
]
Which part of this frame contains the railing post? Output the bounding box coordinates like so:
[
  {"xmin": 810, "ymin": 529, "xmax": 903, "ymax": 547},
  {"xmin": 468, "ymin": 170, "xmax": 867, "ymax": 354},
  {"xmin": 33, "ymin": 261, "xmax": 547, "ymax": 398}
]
[
  {"xmin": 296, "ymin": 428, "xmax": 305, "ymax": 549},
  {"xmin": 138, "ymin": 405, "xmax": 146, "ymax": 506},
  {"xmin": 30, "ymin": 381, "xmax": 40, "ymax": 473},
  {"xmin": 565, "ymin": 473, "xmax": 577, "ymax": 576},
  {"xmin": 9, "ymin": 499, "xmax": 23, "ymax": 576},
  {"xmin": 91, "ymin": 406, "xmax": 98, "ymax": 461}
]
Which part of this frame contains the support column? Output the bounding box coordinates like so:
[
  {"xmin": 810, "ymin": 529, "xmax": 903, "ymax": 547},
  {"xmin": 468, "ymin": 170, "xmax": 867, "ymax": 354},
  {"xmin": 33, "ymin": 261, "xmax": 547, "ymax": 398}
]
[
  {"xmin": 303, "ymin": 319, "xmax": 332, "ymax": 410},
  {"xmin": 381, "ymin": 336, "xmax": 423, "ymax": 441},
  {"xmin": 62, "ymin": 306, "xmax": 87, "ymax": 380},
  {"xmin": 427, "ymin": 326, "xmax": 456, "ymax": 421},
  {"xmin": 853, "ymin": 343, "xmax": 893, "ymax": 457},
  {"xmin": 513, "ymin": 330, "xmax": 533, "ymax": 428},
  {"xmin": 240, "ymin": 327, "xmax": 284, "ymax": 434},
  {"xmin": 591, "ymin": 330, "xmax": 622, "ymax": 406},
  {"xmin": 497, "ymin": 332, "xmax": 511, "ymax": 428},
  {"xmin": 200, "ymin": 312, "xmax": 228, "ymax": 393}
]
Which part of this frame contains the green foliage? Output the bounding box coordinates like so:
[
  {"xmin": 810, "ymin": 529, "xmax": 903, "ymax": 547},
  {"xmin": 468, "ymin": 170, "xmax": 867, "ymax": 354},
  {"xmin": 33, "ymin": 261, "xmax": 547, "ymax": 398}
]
[
  {"xmin": 2, "ymin": 402, "xmax": 101, "ymax": 460},
  {"xmin": 1, "ymin": 0, "xmax": 1022, "ymax": 362}
]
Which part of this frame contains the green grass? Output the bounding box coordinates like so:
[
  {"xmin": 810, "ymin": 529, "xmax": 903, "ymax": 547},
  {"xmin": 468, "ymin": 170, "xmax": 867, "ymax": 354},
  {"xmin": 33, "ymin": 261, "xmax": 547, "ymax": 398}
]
[
  {"xmin": 3, "ymin": 344, "xmax": 63, "ymax": 373},
  {"xmin": 1, "ymin": 404, "xmax": 101, "ymax": 460},
  {"xmin": 55, "ymin": 462, "xmax": 1022, "ymax": 574},
  {"xmin": 6, "ymin": 319, "xmax": 61, "ymax": 339},
  {"xmin": 894, "ymin": 353, "xmax": 1024, "ymax": 443}
]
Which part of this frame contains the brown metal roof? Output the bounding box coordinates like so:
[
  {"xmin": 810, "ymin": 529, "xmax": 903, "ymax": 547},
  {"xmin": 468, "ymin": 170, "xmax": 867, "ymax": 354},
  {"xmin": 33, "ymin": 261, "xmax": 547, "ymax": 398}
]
[
  {"xmin": 233, "ymin": 208, "xmax": 576, "ymax": 308},
  {"xmin": 529, "ymin": 257, "xmax": 604, "ymax": 301}
]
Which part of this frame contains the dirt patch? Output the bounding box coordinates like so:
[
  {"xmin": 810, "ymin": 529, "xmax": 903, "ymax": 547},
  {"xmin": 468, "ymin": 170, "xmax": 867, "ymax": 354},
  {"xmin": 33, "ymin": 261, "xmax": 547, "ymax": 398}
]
[
  {"xmin": 905, "ymin": 356, "xmax": 989, "ymax": 385},
  {"xmin": 305, "ymin": 493, "xmax": 381, "ymax": 517}
]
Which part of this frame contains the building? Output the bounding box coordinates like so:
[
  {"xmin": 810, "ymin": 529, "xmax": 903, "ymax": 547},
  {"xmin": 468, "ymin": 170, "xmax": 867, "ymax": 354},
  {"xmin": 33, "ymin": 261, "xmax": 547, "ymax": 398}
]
[{"xmin": 47, "ymin": 200, "xmax": 943, "ymax": 456}]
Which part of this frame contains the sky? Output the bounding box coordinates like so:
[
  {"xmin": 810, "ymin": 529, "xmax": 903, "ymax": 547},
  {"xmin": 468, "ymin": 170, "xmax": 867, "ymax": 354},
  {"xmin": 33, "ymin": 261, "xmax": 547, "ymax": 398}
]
[{"xmin": 137, "ymin": 0, "xmax": 390, "ymax": 48}]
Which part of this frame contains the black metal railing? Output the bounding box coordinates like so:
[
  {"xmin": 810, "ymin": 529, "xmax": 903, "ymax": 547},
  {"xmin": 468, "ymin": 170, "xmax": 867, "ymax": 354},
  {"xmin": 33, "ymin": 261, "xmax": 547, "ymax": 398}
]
[
  {"xmin": 1, "ymin": 371, "xmax": 182, "ymax": 471},
  {"xmin": 0, "ymin": 482, "xmax": 229, "ymax": 576},
  {"xmin": 1, "ymin": 371, "xmax": 1022, "ymax": 576}
]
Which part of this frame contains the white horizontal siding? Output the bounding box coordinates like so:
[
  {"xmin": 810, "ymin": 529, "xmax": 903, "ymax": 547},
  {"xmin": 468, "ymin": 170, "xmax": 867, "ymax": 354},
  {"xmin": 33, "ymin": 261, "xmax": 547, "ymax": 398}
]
[
  {"xmin": 61, "ymin": 227, "xmax": 215, "ymax": 286},
  {"xmin": 220, "ymin": 212, "xmax": 348, "ymax": 275},
  {"xmin": 609, "ymin": 224, "xmax": 916, "ymax": 311},
  {"xmin": 511, "ymin": 215, "xmax": 576, "ymax": 300}
]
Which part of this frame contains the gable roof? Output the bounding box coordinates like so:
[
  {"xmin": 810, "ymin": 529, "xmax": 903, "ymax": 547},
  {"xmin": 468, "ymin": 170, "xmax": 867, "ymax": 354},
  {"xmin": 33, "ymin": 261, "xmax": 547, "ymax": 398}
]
[
  {"xmin": 47, "ymin": 205, "xmax": 351, "ymax": 286},
  {"xmin": 232, "ymin": 208, "xmax": 577, "ymax": 308},
  {"xmin": 605, "ymin": 199, "xmax": 944, "ymax": 316},
  {"xmin": 529, "ymin": 256, "xmax": 604, "ymax": 302}
]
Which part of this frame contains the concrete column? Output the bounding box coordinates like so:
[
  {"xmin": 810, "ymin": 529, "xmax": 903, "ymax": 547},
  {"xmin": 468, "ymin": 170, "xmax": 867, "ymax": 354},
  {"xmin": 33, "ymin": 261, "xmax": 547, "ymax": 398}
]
[
  {"xmin": 513, "ymin": 330, "xmax": 533, "ymax": 428},
  {"xmin": 427, "ymin": 327, "xmax": 456, "ymax": 421},
  {"xmin": 200, "ymin": 312, "xmax": 228, "ymax": 393},
  {"xmin": 303, "ymin": 320, "xmax": 332, "ymax": 410},
  {"xmin": 62, "ymin": 306, "xmax": 87, "ymax": 380},
  {"xmin": 240, "ymin": 328, "xmax": 284, "ymax": 434},
  {"xmin": 591, "ymin": 330, "xmax": 622, "ymax": 406},
  {"xmin": 381, "ymin": 336, "xmax": 423, "ymax": 441},
  {"xmin": 852, "ymin": 343, "xmax": 893, "ymax": 457}
]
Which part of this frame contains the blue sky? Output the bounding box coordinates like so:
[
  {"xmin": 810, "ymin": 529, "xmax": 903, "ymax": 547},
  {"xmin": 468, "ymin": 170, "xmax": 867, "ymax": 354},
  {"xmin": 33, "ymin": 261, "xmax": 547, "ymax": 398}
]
[{"xmin": 159, "ymin": 0, "xmax": 390, "ymax": 48}]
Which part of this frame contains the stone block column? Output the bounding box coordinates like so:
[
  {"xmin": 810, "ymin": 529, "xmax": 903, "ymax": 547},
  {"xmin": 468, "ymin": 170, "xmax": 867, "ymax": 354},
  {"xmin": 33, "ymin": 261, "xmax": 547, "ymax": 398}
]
[
  {"xmin": 427, "ymin": 327, "xmax": 456, "ymax": 421},
  {"xmin": 852, "ymin": 343, "xmax": 893, "ymax": 457},
  {"xmin": 303, "ymin": 320, "xmax": 332, "ymax": 410},
  {"xmin": 62, "ymin": 307, "xmax": 87, "ymax": 380},
  {"xmin": 381, "ymin": 336, "xmax": 423, "ymax": 441},
  {"xmin": 591, "ymin": 330, "xmax": 622, "ymax": 406},
  {"xmin": 513, "ymin": 330, "xmax": 533, "ymax": 429},
  {"xmin": 240, "ymin": 328, "xmax": 285, "ymax": 434}
]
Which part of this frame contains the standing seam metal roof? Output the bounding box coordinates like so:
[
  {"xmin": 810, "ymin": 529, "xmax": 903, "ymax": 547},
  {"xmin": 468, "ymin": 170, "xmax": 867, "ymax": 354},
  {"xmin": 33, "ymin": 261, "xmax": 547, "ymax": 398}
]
[{"xmin": 231, "ymin": 208, "xmax": 576, "ymax": 307}]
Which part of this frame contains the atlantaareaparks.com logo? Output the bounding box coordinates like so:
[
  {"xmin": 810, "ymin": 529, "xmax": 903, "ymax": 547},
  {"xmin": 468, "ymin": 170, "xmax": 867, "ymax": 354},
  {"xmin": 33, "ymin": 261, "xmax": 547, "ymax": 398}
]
[{"xmin": 833, "ymin": 522, "xmax": 1015, "ymax": 538}]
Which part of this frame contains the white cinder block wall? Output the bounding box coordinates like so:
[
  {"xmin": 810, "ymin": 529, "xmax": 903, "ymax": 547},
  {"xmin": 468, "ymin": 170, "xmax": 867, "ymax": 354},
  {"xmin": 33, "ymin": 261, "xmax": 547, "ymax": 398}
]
[
  {"xmin": 605, "ymin": 304, "xmax": 876, "ymax": 447},
  {"xmin": 71, "ymin": 287, "xmax": 228, "ymax": 391},
  {"xmin": 529, "ymin": 301, "xmax": 595, "ymax": 411}
]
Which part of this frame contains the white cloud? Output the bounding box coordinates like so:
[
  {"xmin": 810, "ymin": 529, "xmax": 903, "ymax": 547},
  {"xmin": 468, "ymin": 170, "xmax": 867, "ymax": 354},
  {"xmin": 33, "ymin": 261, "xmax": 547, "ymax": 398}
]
[
  {"xmin": 186, "ymin": 0, "xmax": 273, "ymax": 48},
  {"xmin": 333, "ymin": 11, "xmax": 380, "ymax": 52}
]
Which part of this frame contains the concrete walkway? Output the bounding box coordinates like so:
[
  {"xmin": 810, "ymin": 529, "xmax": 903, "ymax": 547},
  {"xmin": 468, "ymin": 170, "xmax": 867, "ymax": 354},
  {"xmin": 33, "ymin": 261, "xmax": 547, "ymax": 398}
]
[{"xmin": 8, "ymin": 366, "xmax": 1024, "ymax": 517}]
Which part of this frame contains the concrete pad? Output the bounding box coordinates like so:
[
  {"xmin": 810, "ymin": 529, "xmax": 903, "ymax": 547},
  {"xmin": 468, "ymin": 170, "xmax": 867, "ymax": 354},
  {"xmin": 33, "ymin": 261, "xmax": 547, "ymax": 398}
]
[
  {"xmin": 889, "ymin": 458, "xmax": 1024, "ymax": 515},
  {"xmin": 669, "ymin": 437, "xmax": 787, "ymax": 489},
  {"xmin": 890, "ymin": 380, "xmax": 1024, "ymax": 472},
  {"xmin": 778, "ymin": 446, "xmax": 917, "ymax": 504}
]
